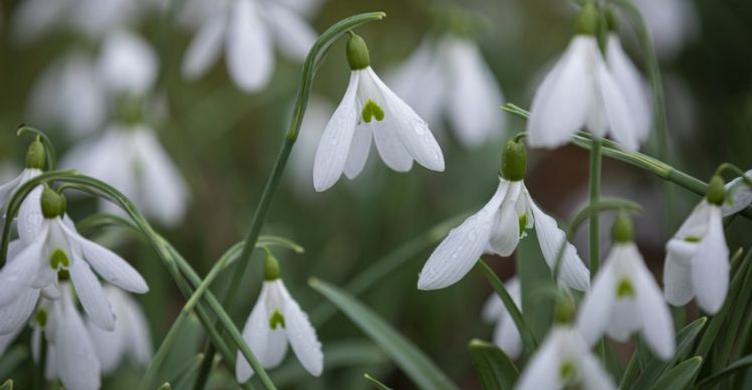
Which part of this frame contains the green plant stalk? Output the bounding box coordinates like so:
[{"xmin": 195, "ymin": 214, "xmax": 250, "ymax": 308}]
[
  {"xmin": 193, "ymin": 12, "xmax": 386, "ymax": 389},
  {"xmin": 588, "ymin": 138, "xmax": 602, "ymax": 279},
  {"xmin": 477, "ymin": 260, "xmax": 538, "ymax": 354}
]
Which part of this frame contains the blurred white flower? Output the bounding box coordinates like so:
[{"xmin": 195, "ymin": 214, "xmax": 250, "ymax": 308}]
[
  {"xmin": 33, "ymin": 287, "xmax": 101, "ymax": 390},
  {"xmin": 28, "ymin": 52, "xmax": 107, "ymax": 137},
  {"xmin": 527, "ymin": 33, "xmax": 644, "ymax": 151},
  {"xmin": 577, "ymin": 241, "xmax": 674, "ymax": 360},
  {"xmin": 181, "ymin": 0, "xmax": 317, "ymax": 92},
  {"xmin": 632, "ymin": 0, "xmax": 698, "ymax": 60},
  {"xmin": 722, "ymin": 169, "xmax": 752, "ymax": 217},
  {"xmin": 313, "ymin": 35, "xmax": 444, "ymax": 192},
  {"xmin": 236, "ymin": 278, "xmax": 323, "ymax": 381},
  {"xmin": 481, "ymin": 278, "xmax": 522, "ymax": 359},
  {"xmin": 88, "ymin": 286, "xmax": 152, "ymax": 373},
  {"xmin": 98, "ymin": 29, "xmax": 159, "ymax": 98},
  {"xmin": 289, "ymin": 97, "xmax": 335, "ymax": 194},
  {"xmin": 606, "ymin": 33, "xmax": 652, "ymax": 144},
  {"xmin": 418, "ymin": 177, "xmax": 589, "ymax": 291},
  {"xmin": 61, "ymin": 124, "xmax": 189, "ymax": 227},
  {"xmin": 516, "ymin": 326, "xmax": 615, "ymax": 390},
  {"xmin": 664, "ymin": 199, "xmax": 729, "ymax": 313},
  {"xmin": 0, "ymin": 188, "xmax": 149, "ymax": 331},
  {"xmin": 390, "ymin": 35, "xmax": 505, "ymax": 148}
]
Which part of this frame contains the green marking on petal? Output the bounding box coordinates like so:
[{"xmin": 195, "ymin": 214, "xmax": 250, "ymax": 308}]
[
  {"xmin": 616, "ymin": 278, "xmax": 635, "ymax": 299},
  {"xmin": 269, "ymin": 310, "xmax": 286, "ymax": 330},
  {"xmin": 361, "ymin": 100, "xmax": 384, "ymax": 123},
  {"xmin": 559, "ymin": 360, "xmax": 576, "ymax": 381},
  {"xmin": 35, "ymin": 310, "xmax": 47, "ymax": 327},
  {"xmin": 50, "ymin": 249, "xmax": 70, "ymax": 270},
  {"xmin": 518, "ymin": 214, "xmax": 528, "ymax": 237},
  {"xmin": 685, "ymin": 236, "xmax": 701, "ymax": 243}
]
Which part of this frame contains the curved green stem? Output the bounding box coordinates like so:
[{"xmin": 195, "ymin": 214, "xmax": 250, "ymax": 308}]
[{"xmin": 715, "ymin": 163, "xmax": 752, "ymax": 187}]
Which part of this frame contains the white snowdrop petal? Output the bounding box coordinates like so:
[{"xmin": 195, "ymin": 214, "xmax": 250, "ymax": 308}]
[
  {"xmin": 487, "ymin": 182, "xmax": 522, "ymax": 256},
  {"xmin": 182, "ymin": 12, "xmax": 226, "ymax": 80},
  {"xmin": 481, "ymin": 294, "xmax": 504, "ymax": 323},
  {"xmin": 368, "ymin": 69, "xmax": 445, "ymax": 171},
  {"xmin": 418, "ymin": 182, "xmax": 508, "ymax": 290},
  {"xmin": 17, "ymin": 184, "xmax": 44, "ymax": 245},
  {"xmin": 722, "ymin": 170, "xmax": 752, "ymax": 217},
  {"xmin": 343, "ymin": 126, "xmax": 373, "ymax": 179},
  {"xmin": 67, "ymin": 227, "xmax": 148, "ymax": 294},
  {"xmin": 663, "ymin": 240, "xmax": 696, "ymax": 306},
  {"xmin": 265, "ymin": 2, "xmax": 316, "ymax": 60},
  {"xmin": 280, "ymin": 283, "xmax": 323, "ymax": 376},
  {"xmin": 692, "ymin": 207, "xmax": 729, "ymax": 313},
  {"xmin": 236, "ymin": 284, "xmax": 287, "ymax": 382},
  {"xmin": 122, "ymin": 293, "xmax": 153, "ymax": 365},
  {"xmin": 576, "ymin": 253, "xmax": 617, "ymax": 346},
  {"xmin": 608, "ymin": 298, "xmax": 640, "ymax": 342},
  {"xmin": 87, "ymin": 319, "xmax": 124, "ymax": 373},
  {"xmin": 56, "ymin": 292, "xmax": 101, "ymax": 390},
  {"xmin": 495, "ymin": 314, "xmax": 523, "ymax": 359},
  {"xmin": 606, "ymin": 35, "xmax": 652, "ymax": 142},
  {"xmin": 99, "ymin": 30, "xmax": 158, "ymax": 96},
  {"xmin": 71, "ymin": 258, "xmax": 116, "ymax": 331},
  {"xmin": 226, "ymin": 0, "xmax": 273, "ymax": 91},
  {"xmin": 444, "ymin": 37, "xmax": 504, "ymax": 147},
  {"xmin": 0, "ymin": 230, "xmax": 47, "ymax": 306},
  {"xmin": 580, "ymin": 353, "xmax": 617, "ymax": 390},
  {"xmin": 632, "ymin": 250, "xmax": 675, "ymax": 360},
  {"xmin": 595, "ymin": 61, "xmax": 639, "ymax": 152},
  {"xmin": 370, "ymin": 115, "xmax": 415, "ymax": 172},
  {"xmin": 388, "ymin": 38, "xmax": 445, "ymax": 126},
  {"xmin": 0, "ymin": 172, "xmax": 25, "ymax": 208},
  {"xmin": 527, "ymin": 37, "xmax": 594, "ymax": 149},
  {"xmin": 0, "ymin": 287, "xmax": 40, "ymax": 334},
  {"xmin": 312, "ymin": 73, "xmax": 360, "ymax": 191},
  {"xmin": 530, "ymin": 200, "xmax": 590, "ymax": 290},
  {"xmin": 515, "ymin": 331, "xmax": 561, "ymax": 390}
]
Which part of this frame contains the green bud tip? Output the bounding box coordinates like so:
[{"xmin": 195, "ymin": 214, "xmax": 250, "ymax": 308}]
[
  {"xmin": 25, "ymin": 138, "xmax": 46, "ymax": 170},
  {"xmin": 346, "ymin": 32, "xmax": 370, "ymax": 70},
  {"xmin": 575, "ymin": 2, "xmax": 599, "ymax": 36},
  {"xmin": 264, "ymin": 253, "xmax": 281, "ymax": 281},
  {"xmin": 40, "ymin": 187, "xmax": 67, "ymax": 219},
  {"xmin": 500, "ymin": 139, "xmax": 527, "ymax": 181},
  {"xmin": 611, "ymin": 213, "xmax": 633, "ymax": 243},
  {"xmin": 706, "ymin": 175, "xmax": 725, "ymax": 205}
]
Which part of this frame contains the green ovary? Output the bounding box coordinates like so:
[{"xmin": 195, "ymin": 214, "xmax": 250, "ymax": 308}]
[{"xmin": 361, "ymin": 100, "xmax": 385, "ymax": 123}]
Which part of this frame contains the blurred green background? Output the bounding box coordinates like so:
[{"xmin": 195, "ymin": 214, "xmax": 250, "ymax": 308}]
[{"xmin": 1, "ymin": 0, "xmax": 752, "ymax": 388}]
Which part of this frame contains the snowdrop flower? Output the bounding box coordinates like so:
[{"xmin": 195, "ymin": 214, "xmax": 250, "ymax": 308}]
[
  {"xmin": 632, "ymin": 0, "xmax": 698, "ymax": 60},
  {"xmin": 313, "ymin": 33, "xmax": 445, "ymax": 192},
  {"xmin": 0, "ymin": 139, "xmax": 46, "ymax": 238},
  {"xmin": 721, "ymin": 169, "xmax": 752, "ymax": 217},
  {"xmin": 236, "ymin": 254, "xmax": 322, "ymax": 381},
  {"xmin": 61, "ymin": 124, "xmax": 189, "ymax": 226},
  {"xmin": 0, "ymin": 240, "xmax": 50, "ymax": 337},
  {"xmin": 516, "ymin": 326, "xmax": 615, "ymax": 390},
  {"xmin": 390, "ymin": 34, "xmax": 505, "ymax": 148},
  {"xmin": 181, "ymin": 0, "xmax": 317, "ymax": 92},
  {"xmin": 481, "ymin": 278, "xmax": 522, "ymax": 359},
  {"xmin": 0, "ymin": 188, "xmax": 149, "ymax": 331},
  {"xmin": 33, "ymin": 286, "xmax": 101, "ymax": 390},
  {"xmin": 577, "ymin": 215, "xmax": 675, "ymax": 360},
  {"xmin": 664, "ymin": 176, "xmax": 730, "ymax": 313},
  {"xmin": 527, "ymin": 3, "xmax": 645, "ymax": 152},
  {"xmin": 418, "ymin": 140, "xmax": 588, "ymax": 291},
  {"xmin": 28, "ymin": 52, "xmax": 107, "ymax": 137},
  {"xmin": 289, "ymin": 97, "xmax": 335, "ymax": 194},
  {"xmin": 88, "ymin": 286, "xmax": 152, "ymax": 373}
]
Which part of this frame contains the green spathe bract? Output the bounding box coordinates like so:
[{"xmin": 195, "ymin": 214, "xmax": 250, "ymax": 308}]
[
  {"xmin": 575, "ymin": 2, "xmax": 599, "ymax": 36},
  {"xmin": 25, "ymin": 138, "xmax": 46, "ymax": 170}
]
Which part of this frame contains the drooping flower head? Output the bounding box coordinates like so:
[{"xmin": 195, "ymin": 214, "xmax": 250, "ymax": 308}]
[
  {"xmin": 527, "ymin": 2, "xmax": 648, "ymax": 152},
  {"xmin": 236, "ymin": 253, "xmax": 323, "ymax": 382},
  {"xmin": 577, "ymin": 214, "xmax": 675, "ymax": 360},
  {"xmin": 516, "ymin": 326, "xmax": 615, "ymax": 390},
  {"xmin": 481, "ymin": 278, "xmax": 522, "ymax": 359},
  {"xmin": 664, "ymin": 175, "xmax": 730, "ymax": 313},
  {"xmin": 418, "ymin": 139, "xmax": 589, "ymax": 290},
  {"xmin": 312, "ymin": 32, "xmax": 445, "ymax": 192}
]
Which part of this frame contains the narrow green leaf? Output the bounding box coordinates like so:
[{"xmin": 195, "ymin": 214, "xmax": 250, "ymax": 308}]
[
  {"xmin": 0, "ymin": 346, "xmax": 28, "ymax": 380},
  {"xmin": 0, "ymin": 379, "xmax": 12, "ymax": 390},
  {"xmin": 364, "ymin": 373, "xmax": 394, "ymax": 390},
  {"xmin": 711, "ymin": 252, "xmax": 752, "ymax": 372},
  {"xmin": 309, "ymin": 278, "xmax": 457, "ymax": 390},
  {"xmin": 698, "ymin": 355, "xmax": 752, "ymax": 388},
  {"xmin": 467, "ymin": 339, "xmax": 519, "ymax": 390},
  {"xmin": 626, "ymin": 316, "xmax": 706, "ymax": 389},
  {"xmin": 647, "ymin": 357, "xmax": 702, "ymax": 390}
]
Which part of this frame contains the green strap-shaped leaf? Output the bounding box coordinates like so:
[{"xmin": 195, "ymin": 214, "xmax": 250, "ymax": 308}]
[
  {"xmin": 364, "ymin": 373, "xmax": 394, "ymax": 390},
  {"xmin": 697, "ymin": 355, "xmax": 752, "ymax": 388},
  {"xmin": 0, "ymin": 379, "xmax": 12, "ymax": 390},
  {"xmin": 623, "ymin": 316, "xmax": 706, "ymax": 389},
  {"xmin": 646, "ymin": 357, "xmax": 702, "ymax": 390},
  {"xmin": 309, "ymin": 278, "xmax": 457, "ymax": 390},
  {"xmin": 467, "ymin": 339, "xmax": 519, "ymax": 390}
]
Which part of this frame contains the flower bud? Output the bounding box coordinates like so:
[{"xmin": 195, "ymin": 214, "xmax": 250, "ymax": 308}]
[
  {"xmin": 41, "ymin": 187, "xmax": 67, "ymax": 219},
  {"xmin": 25, "ymin": 138, "xmax": 46, "ymax": 170},
  {"xmin": 575, "ymin": 2, "xmax": 599, "ymax": 36},
  {"xmin": 264, "ymin": 252, "xmax": 281, "ymax": 281},
  {"xmin": 500, "ymin": 139, "xmax": 527, "ymax": 182},
  {"xmin": 706, "ymin": 175, "xmax": 726, "ymax": 206},
  {"xmin": 611, "ymin": 213, "xmax": 633, "ymax": 243},
  {"xmin": 346, "ymin": 33, "xmax": 371, "ymax": 70}
]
